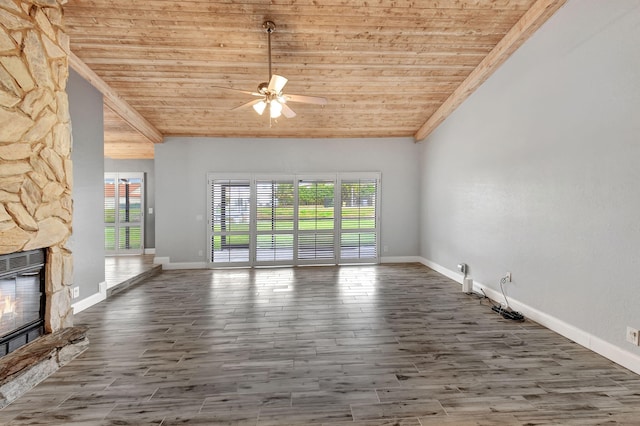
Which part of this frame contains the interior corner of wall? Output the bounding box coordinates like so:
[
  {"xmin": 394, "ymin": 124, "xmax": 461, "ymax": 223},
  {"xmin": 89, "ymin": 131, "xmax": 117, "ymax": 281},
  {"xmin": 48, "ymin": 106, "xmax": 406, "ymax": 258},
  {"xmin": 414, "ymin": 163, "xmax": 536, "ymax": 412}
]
[{"xmin": 72, "ymin": 282, "xmax": 107, "ymax": 315}]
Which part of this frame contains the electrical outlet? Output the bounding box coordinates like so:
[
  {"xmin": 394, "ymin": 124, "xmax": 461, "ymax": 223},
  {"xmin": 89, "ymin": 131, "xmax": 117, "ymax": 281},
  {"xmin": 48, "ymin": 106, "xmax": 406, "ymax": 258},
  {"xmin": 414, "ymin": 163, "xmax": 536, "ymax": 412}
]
[
  {"xmin": 626, "ymin": 327, "xmax": 640, "ymax": 346},
  {"xmin": 505, "ymin": 272, "xmax": 512, "ymax": 282},
  {"xmin": 73, "ymin": 286, "xmax": 79, "ymax": 299}
]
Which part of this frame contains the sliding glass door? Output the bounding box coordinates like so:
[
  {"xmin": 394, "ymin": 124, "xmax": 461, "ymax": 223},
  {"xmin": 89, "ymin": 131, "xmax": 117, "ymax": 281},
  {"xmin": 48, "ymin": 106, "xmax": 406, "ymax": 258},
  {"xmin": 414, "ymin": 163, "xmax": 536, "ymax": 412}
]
[
  {"xmin": 208, "ymin": 177, "xmax": 251, "ymax": 267},
  {"xmin": 104, "ymin": 173, "xmax": 144, "ymax": 255},
  {"xmin": 296, "ymin": 176, "xmax": 336, "ymax": 264},
  {"xmin": 255, "ymin": 177, "xmax": 295, "ymax": 265},
  {"xmin": 339, "ymin": 174, "xmax": 379, "ymax": 263},
  {"xmin": 207, "ymin": 173, "xmax": 380, "ymax": 267}
]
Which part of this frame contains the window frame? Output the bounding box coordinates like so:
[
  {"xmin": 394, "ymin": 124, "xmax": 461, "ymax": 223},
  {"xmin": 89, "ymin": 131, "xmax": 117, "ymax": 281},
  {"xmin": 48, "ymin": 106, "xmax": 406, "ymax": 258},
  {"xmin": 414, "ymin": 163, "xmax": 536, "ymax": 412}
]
[
  {"xmin": 104, "ymin": 172, "xmax": 145, "ymax": 256},
  {"xmin": 337, "ymin": 172, "xmax": 381, "ymax": 264},
  {"xmin": 206, "ymin": 172, "xmax": 380, "ymax": 268}
]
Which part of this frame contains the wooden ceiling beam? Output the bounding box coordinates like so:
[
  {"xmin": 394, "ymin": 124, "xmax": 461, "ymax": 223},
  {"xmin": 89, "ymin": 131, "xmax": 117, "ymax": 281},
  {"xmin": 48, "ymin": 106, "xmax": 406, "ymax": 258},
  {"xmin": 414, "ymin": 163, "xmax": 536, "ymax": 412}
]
[
  {"xmin": 413, "ymin": 0, "xmax": 567, "ymax": 142},
  {"xmin": 68, "ymin": 51, "xmax": 164, "ymax": 144}
]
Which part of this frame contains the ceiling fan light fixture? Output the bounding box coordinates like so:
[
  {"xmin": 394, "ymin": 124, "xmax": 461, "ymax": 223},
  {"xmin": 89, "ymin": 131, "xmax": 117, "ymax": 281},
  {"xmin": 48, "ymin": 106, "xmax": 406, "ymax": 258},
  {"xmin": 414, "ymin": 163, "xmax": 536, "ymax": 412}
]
[
  {"xmin": 222, "ymin": 20, "xmax": 327, "ymax": 121},
  {"xmin": 270, "ymin": 99, "xmax": 283, "ymax": 118},
  {"xmin": 269, "ymin": 74, "xmax": 288, "ymax": 94},
  {"xmin": 253, "ymin": 100, "xmax": 267, "ymax": 115}
]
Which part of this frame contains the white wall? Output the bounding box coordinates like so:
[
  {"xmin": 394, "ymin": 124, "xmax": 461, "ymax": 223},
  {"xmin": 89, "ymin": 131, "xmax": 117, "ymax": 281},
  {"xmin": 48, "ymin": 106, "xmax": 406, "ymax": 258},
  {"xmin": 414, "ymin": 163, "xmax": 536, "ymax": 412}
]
[
  {"xmin": 155, "ymin": 137, "xmax": 421, "ymax": 264},
  {"xmin": 68, "ymin": 69, "xmax": 106, "ymax": 304},
  {"xmin": 419, "ymin": 0, "xmax": 640, "ymax": 371}
]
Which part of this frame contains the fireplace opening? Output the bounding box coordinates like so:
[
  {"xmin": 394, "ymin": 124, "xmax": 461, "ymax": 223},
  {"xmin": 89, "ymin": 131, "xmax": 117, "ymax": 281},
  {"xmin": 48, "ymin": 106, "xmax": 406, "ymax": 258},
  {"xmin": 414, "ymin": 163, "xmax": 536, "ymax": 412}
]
[{"xmin": 0, "ymin": 249, "xmax": 45, "ymax": 357}]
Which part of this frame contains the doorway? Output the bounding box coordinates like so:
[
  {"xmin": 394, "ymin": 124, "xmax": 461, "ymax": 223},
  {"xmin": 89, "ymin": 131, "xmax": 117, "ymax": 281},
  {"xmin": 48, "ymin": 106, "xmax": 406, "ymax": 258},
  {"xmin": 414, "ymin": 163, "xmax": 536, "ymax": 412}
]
[{"xmin": 104, "ymin": 173, "xmax": 145, "ymax": 255}]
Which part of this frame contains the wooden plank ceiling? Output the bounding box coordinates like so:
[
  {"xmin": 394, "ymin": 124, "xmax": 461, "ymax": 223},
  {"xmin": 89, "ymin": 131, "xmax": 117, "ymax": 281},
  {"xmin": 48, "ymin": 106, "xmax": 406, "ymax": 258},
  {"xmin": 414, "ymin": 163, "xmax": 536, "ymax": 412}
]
[{"xmin": 64, "ymin": 0, "xmax": 566, "ymax": 159}]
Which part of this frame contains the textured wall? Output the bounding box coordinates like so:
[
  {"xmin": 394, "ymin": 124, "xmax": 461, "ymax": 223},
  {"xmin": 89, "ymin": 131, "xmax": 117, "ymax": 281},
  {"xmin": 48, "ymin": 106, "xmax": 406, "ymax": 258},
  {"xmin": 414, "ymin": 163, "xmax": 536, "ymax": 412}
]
[
  {"xmin": 68, "ymin": 68, "xmax": 104, "ymax": 302},
  {"xmin": 155, "ymin": 137, "xmax": 421, "ymax": 264},
  {"xmin": 419, "ymin": 1, "xmax": 640, "ymax": 357},
  {"xmin": 0, "ymin": 0, "xmax": 72, "ymax": 332}
]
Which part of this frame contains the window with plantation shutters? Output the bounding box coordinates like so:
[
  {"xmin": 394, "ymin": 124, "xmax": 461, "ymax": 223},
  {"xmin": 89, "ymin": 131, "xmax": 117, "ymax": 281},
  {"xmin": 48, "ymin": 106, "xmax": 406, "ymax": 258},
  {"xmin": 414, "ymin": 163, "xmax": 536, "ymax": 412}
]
[
  {"xmin": 104, "ymin": 175, "xmax": 116, "ymax": 252},
  {"xmin": 297, "ymin": 178, "xmax": 336, "ymax": 262},
  {"xmin": 104, "ymin": 173, "xmax": 144, "ymax": 255},
  {"xmin": 209, "ymin": 177, "xmax": 251, "ymax": 266},
  {"xmin": 339, "ymin": 175, "xmax": 379, "ymax": 262},
  {"xmin": 255, "ymin": 178, "xmax": 295, "ymax": 264},
  {"xmin": 207, "ymin": 173, "xmax": 379, "ymax": 267}
]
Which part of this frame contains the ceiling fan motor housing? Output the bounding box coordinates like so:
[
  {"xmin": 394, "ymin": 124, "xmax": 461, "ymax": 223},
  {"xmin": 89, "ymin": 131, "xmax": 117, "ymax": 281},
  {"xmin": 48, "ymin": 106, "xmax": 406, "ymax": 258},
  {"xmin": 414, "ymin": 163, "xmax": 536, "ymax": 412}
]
[{"xmin": 257, "ymin": 82, "xmax": 269, "ymax": 94}]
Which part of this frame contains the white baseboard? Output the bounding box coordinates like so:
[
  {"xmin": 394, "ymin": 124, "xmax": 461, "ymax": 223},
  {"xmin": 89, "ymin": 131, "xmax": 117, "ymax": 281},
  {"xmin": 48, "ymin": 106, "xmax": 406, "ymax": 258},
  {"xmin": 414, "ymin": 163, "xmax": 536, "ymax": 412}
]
[
  {"xmin": 156, "ymin": 256, "xmax": 421, "ymax": 269},
  {"xmin": 153, "ymin": 256, "xmax": 170, "ymax": 265},
  {"xmin": 162, "ymin": 261, "xmax": 207, "ymax": 270},
  {"xmin": 419, "ymin": 257, "xmax": 640, "ymax": 376},
  {"xmin": 144, "ymin": 248, "xmax": 156, "ymax": 255},
  {"xmin": 162, "ymin": 257, "xmax": 422, "ymax": 269},
  {"xmin": 420, "ymin": 257, "xmax": 465, "ymax": 283},
  {"xmin": 380, "ymin": 256, "xmax": 422, "ymax": 264},
  {"xmin": 72, "ymin": 281, "xmax": 107, "ymax": 315}
]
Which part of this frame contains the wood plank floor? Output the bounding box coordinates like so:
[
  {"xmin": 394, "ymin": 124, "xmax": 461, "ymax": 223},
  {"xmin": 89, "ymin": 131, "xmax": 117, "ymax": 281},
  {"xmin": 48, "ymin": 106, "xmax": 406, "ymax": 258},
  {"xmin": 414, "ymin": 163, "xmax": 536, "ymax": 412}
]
[
  {"xmin": 1, "ymin": 263, "xmax": 640, "ymax": 425},
  {"xmin": 104, "ymin": 254, "xmax": 158, "ymax": 289}
]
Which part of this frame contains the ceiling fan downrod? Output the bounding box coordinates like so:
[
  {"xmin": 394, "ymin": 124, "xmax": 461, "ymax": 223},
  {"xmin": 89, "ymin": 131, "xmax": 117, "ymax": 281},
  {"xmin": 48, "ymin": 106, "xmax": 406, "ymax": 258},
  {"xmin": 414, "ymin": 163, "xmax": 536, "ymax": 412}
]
[{"xmin": 263, "ymin": 21, "xmax": 276, "ymax": 83}]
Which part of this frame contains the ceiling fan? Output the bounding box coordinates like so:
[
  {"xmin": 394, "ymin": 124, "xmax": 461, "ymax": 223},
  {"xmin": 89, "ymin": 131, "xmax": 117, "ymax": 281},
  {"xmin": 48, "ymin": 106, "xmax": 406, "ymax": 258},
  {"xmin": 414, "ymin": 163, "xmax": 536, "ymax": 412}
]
[{"xmin": 219, "ymin": 21, "xmax": 328, "ymax": 120}]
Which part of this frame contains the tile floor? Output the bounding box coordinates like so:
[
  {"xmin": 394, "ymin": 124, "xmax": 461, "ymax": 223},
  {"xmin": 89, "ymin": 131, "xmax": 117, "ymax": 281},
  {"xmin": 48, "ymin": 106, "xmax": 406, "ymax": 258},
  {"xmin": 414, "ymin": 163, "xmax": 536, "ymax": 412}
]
[{"xmin": 1, "ymin": 263, "xmax": 639, "ymax": 425}]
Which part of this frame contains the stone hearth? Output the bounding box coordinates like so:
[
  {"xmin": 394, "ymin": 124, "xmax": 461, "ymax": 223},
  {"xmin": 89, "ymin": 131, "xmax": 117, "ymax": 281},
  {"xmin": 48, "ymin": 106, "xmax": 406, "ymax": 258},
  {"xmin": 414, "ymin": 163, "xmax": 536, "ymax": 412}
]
[{"xmin": 0, "ymin": 326, "xmax": 87, "ymax": 408}]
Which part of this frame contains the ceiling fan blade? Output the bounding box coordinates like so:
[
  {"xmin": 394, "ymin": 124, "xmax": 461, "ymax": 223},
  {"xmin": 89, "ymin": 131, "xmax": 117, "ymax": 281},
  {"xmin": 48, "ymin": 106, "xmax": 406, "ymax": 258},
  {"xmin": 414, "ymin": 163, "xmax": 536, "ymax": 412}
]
[
  {"xmin": 284, "ymin": 94, "xmax": 328, "ymax": 105},
  {"xmin": 268, "ymin": 74, "xmax": 288, "ymax": 93},
  {"xmin": 231, "ymin": 99, "xmax": 264, "ymax": 111},
  {"xmin": 211, "ymin": 86, "xmax": 262, "ymax": 97},
  {"xmin": 281, "ymin": 103, "xmax": 296, "ymax": 118}
]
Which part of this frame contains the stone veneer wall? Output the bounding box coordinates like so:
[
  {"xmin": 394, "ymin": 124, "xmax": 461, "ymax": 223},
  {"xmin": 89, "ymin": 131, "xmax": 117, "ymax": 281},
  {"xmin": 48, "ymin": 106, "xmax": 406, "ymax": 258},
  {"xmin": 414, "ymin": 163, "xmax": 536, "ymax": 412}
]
[{"xmin": 0, "ymin": 0, "xmax": 72, "ymax": 332}]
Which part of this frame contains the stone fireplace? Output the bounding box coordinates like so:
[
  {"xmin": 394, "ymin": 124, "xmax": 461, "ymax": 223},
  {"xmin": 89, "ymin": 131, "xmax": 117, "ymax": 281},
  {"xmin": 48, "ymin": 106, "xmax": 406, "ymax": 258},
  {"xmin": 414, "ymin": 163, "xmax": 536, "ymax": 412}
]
[
  {"xmin": 0, "ymin": 249, "xmax": 46, "ymax": 356},
  {"xmin": 0, "ymin": 0, "xmax": 73, "ymax": 337},
  {"xmin": 0, "ymin": 0, "xmax": 87, "ymax": 407}
]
